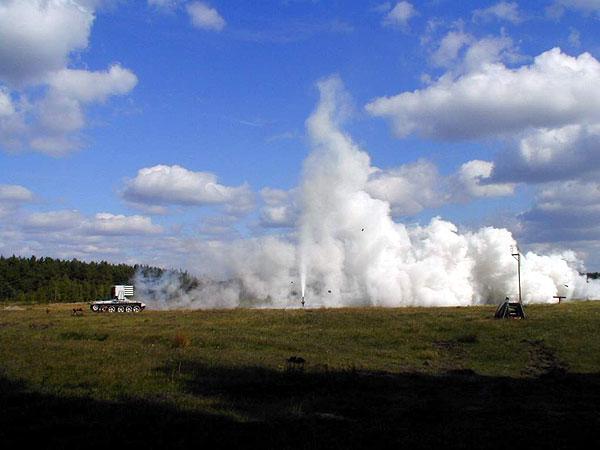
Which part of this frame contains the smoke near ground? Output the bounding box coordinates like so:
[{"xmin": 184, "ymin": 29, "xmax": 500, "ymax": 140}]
[{"xmin": 136, "ymin": 77, "xmax": 600, "ymax": 309}]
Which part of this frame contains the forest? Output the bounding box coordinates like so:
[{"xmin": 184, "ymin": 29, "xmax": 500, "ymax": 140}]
[{"xmin": 0, "ymin": 255, "xmax": 166, "ymax": 303}]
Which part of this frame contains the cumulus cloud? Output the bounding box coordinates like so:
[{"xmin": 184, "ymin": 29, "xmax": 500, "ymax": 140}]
[
  {"xmin": 492, "ymin": 123, "xmax": 600, "ymax": 183},
  {"xmin": 47, "ymin": 65, "xmax": 137, "ymax": 103},
  {"xmin": 1, "ymin": 207, "xmax": 164, "ymax": 263},
  {"xmin": 186, "ymin": 1, "xmax": 226, "ymax": 31},
  {"xmin": 0, "ymin": 87, "xmax": 14, "ymax": 116},
  {"xmin": 430, "ymin": 29, "xmax": 473, "ymax": 68},
  {"xmin": 366, "ymin": 48, "xmax": 600, "ymax": 140},
  {"xmin": 363, "ymin": 158, "xmax": 515, "ymax": 216},
  {"xmin": 2, "ymin": 65, "xmax": 137, "ymax": 155},
  {"xmin": 0, "ymin": 0, "xmax": 137, "ymax": 155},
  {"xmin": 460, "ymin": 35, "xmax": 520, "ymax": 71},
  {"xmin": 22, "ymin": 209, "xmax": 162, "ymax": 236},
  {"xmin": 0, "ymin": 183, "xmax": 34, "ymax": 218},
  {"xmin": 425, "ymin": 22, "xmax": 521, "ymax": 73},
  {"xmin": 365, "ymin": 160, "xmax": 447, "ymax": 216},
  {"xmin": 0, "ymin": 0, "xmax": 94, "ymax": 86},
  {"xmin": 453, "ymin": 160, "xmax": 516, "ymax": 198},
  {"xmin": 473, "ymin": 2, "xmax": 523, "ymax": 24},
  {"xmin": 520, "ymin": 180, "xmax": 600, "ymax": 244},
  {"xmin": 198, "ymin": 214, "xmax": 240, "ymax": 236},
  {"xmin": 88, "ymin": 213, "xmax": 163, "ymax": 235},
  {"xmin": 382, "ymin": 1, "xmax": 417, "ymax": 29},
  {"xmin": 259, "ymin": 187, "xmax": 299, "ymax": 228},
  {"xmin": 0, "ymin": 184, "xmax": 34, "ymax": 203},
  {"xmin": 122, "ymin": 165, "xmax": 255, "ymax": 214},
  {"xmin": 23, "ymin": 210, "xmax": 83, "ymax": 231}
]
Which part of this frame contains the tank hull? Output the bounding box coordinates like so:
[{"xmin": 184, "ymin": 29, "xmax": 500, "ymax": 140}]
[{"xmin": 90, "ymin": 300, "xmax": 146, "ymax": 313}]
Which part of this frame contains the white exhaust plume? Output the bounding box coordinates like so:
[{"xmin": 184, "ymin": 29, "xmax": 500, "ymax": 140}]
[{"xmin": 136, "ymin": 76, "xmax": 600, "ymax": 309}]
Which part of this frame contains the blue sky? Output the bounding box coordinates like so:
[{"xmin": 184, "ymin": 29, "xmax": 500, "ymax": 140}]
[{"xmin": 1, "ymin": 0, "xmax": 600, "ymax": 270}]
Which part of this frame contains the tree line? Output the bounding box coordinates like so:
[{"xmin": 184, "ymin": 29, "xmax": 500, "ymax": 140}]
[{"xmin": 0, "ymin": 255, "xmax": 167, "ymax": 303}]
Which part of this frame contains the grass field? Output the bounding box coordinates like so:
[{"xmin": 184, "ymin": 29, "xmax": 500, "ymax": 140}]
[{"xmin": 1, "ymin": 301, "xmax": 599, "ymax": 449}]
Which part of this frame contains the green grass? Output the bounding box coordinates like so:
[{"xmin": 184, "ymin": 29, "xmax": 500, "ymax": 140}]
[{"xmin": 1, "ymin": 301, "xmax": 599, "ymax": 448}]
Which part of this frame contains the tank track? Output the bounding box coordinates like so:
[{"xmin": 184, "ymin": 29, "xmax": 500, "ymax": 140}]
[{"xmin": 90, "ymin": 302, "xmax": 145, "ymax": 313}]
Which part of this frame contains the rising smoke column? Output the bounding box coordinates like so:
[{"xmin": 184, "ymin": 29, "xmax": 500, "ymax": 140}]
[
  {"xmin": 296, "ymin": 76, "xmax": 600, "ymax": 307},
  {"xmin": 136, "ymin": 77, "xmax": 600, "ymax": 309}
]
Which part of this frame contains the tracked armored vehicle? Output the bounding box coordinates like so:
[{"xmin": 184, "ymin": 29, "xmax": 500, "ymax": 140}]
[{"xmin": 90, "ymin": 285, "xmax": 146, "ymax": 313}]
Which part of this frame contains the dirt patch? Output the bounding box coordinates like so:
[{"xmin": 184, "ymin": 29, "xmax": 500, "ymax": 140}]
[{"xmin": 521, "ymin": 339, "xmax": 569, "ymax": 377}]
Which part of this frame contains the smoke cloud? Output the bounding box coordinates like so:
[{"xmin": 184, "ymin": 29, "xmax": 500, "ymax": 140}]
[{"xmin": 136, "ymin": 76, "xmax": 600, "ymax": 309}]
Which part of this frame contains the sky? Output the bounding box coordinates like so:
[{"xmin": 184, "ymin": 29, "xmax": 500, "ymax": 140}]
[{"xmin": 1, "ymin": 0, "xmax": 600, "ymax": 272}]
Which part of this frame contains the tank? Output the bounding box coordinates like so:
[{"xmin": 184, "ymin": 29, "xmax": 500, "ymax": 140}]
[{"xmin": 90, "ymin": 285, "xmax": 146, "ymax": 313}]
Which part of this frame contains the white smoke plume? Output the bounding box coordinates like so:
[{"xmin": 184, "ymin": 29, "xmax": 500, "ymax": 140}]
[{"xmin": 135, "ymin": 76, "xmax": 600, "ymax": 309}]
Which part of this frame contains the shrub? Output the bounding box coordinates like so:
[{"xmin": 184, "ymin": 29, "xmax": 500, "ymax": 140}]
[{"xmin": 171, "ymin": 333, "xmax": 191, "ymax": 349}]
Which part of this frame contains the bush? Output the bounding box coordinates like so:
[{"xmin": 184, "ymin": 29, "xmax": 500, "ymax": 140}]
[{"xmin": 171, "ymin": 333, "xmax": 191, "ymax": 349}]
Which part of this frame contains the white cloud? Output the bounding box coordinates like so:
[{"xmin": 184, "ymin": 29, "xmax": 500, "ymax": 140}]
[
  {"xmin": 548, "ymin": 0, "xmax": 600, "ymax": 18},
  {"xmin": 0, "ymin": 0, "xmax": 94, "ymax": 86},
  {"xmin": 376, "ymin": 40, "xmax": 600, "ymax": 188},
  {"xmin": 430, "ymin": 29, "xmax": 473, "ymax": 68},
  {"xmin": 382, "ymin": 1, "xmax": 416, "ymax": 29},
  {"xmin": 0, "ymin": 183, "xmax": 34, "ymax": 218},
  {"xmin": 0, "ymin": 1, "xmax": 137, "ymax": 155},
  {"xmin": 454, "ymin": 160, "xmax": 515, "ymax": 198},
  {"xmin": 473, "ymin": 2, "xmax": 523, "ymax": 24},
  {"xmin": 365, "ymin": 160, "xmax": 447, "ymax": 216},
  {"xmin": 15, "ymin": 64, "xmax": 138, "ymax": 154},
  {"xmin": 259, "ymin": 187, "xmax": 299, "ymax": 228},
  {"xmin": 0, "ymin": 184, "xmax": 34, "ymax": 203},
  {"xmin": 520, "ymin": 180, "xmax": 600, "ymax": 244},
  {"xmin": 147, "ymin": 0, "xmax": 181, "ymax": 9},
  {"xmin": 492, "ymin": 123, "xmax": 600, "ymax": 183},
  {"xmin": 88, "ymin": 213, "xmax": 163, "ymax": 235},
  {"xmin": 186, "ymin": 1, "xmax": 225, "ymax": 31},
  {"xmin": 0, "ymin": 87, "xmax": 14, "ymax": 116},
  {"xmin": 364, "ymin": 159, "xmax": 515, "ymax": 216},
  {"xmin": 366, "ymin": 48, "xmax": 600, "ymax": 140},
  {"xmin": 22, "ymin": 209, "xmax": 162, "ymax": 236},
  {"xmin": 47, "ymin": 65, "xmax": 137, "ymax": 103},
  {"xmin": 198, "ymin": 214, "xmax": 240, "ymax": 236},
  {"xmin": 122, "ymin": 165, "xmax": 255, "ymax": 213},
  {"xmin": 426, "ymin": 24, "xmax": 521, "ymax": 73},
  {"xmin": 24, "ymin": 210, "xmax": 83, "ymax": 231},
  {"xmin": 460, "ymin": 35, "xmax": 519, "ymax": 71}
]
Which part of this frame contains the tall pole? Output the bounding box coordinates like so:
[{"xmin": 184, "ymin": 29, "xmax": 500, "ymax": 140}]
[{"xmin": 511, "ymin": 248, "xmax": 522, "ymax": 304}]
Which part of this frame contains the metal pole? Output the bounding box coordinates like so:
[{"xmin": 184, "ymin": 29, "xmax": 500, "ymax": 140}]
[
  {"xmin": 517, "ymin": 253, "xmax": 522, "ymax": 304},
  {"xmin": 512, "ymin": 249, "xmax": 522, "ymax": 304}
]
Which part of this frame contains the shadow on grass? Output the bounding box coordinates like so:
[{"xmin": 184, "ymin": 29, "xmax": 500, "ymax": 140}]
[{"xmin": 1, "ymin": 364, "xmax": 599, "ymax": 449}]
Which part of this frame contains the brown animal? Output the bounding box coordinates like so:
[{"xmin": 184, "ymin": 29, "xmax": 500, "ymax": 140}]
[{"xmin": 71, "ymin": 308, "xmax": 84, "ymax": 316}]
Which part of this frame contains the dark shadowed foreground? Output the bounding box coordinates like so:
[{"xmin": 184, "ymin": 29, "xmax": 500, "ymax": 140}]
[
  {"xmin": 1, "ymin": 367, "xmax": 599, "ymax": 449},
  {"xmin": 1, "ymin": 302, "xmax": 599, "ymax": 448}
]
